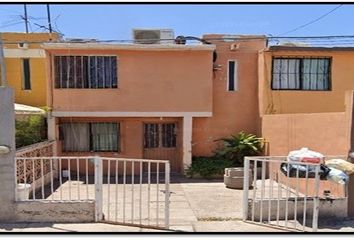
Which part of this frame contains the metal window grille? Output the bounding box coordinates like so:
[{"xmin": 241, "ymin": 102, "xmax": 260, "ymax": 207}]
[
  {"xmin": 54, "ymin": 56, "xmax": 118, "ymax": 89},
  {"xmin": 144, "ymin": 124, "xmax": 159, "ymax": 148},
  {"xmin": 161, "ymin": 123, "xmax": 177, "ymax": 148},
  {"xmin": 272, "ymin": 57, "xmax": 331, "ymax": 91},
  {"xmin": 144, "ymin": 123, "xmax": 177, "ymax": 149}
]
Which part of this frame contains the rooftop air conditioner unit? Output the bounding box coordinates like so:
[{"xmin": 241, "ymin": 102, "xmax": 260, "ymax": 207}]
[{"xmin": 133, "ymin": 29, "xmax": 174, "ymax": 44}]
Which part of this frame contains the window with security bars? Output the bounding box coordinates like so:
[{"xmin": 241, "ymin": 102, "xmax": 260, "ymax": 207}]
[
  {"xmin": 54, "ymin": 56, "xmax": 118, "ymax": 89},
  {"xmin": 60, "ymin": 122, "xmax": 119, "ymax": 152},
  {"xmin": 272, "ymin": 57, "xmax": 331, "ymax": 90},
  {"xmin": 144, "ymin": 123, "xmax": 177, "ymax": 149}
]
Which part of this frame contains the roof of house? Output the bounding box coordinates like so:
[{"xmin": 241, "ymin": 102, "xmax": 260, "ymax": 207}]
[
  {"xmin": 267, "ymin": 45, "xmax": 354, "ymax": 52},
  {"xmin": 42, "ymin": 42, "xmax": 216, "ymax": 51}
]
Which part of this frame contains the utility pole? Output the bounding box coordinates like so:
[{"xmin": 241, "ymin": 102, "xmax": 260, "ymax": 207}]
[
  {"xmin": 0, "ymin": 33, "xmax": 7, "ymax": 87},
  {"xmin": 24, "ymin": 4, "xmax": 29, "ymax": 33},
  {"xmin": 46, "ymin": 4, "xmax": 52, "ymax": 33}
]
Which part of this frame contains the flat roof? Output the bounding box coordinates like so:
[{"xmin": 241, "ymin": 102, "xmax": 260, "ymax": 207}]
[
  {"xmin": 43, "ymin": 42, "xmax": 216, "ymax": 51},
  {"xmin": 268, "ymin": 45, "xmax": 354, "ymax": 52}
]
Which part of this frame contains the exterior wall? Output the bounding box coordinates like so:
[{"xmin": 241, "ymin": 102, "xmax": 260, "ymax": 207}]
[
  {"xmin": 262, "ymin": 112, "xmax": 350, "ymax": 156},
  {"xmin": 259, "ymin": 49, "xmax": 354, "ymax": 115},
  {"xmin": 47, "ymin": 48, "xmax": 213, "ymax": 113},
  {"xmin": 192, "ymin": 35, "xmax": 267, "ymax": 156},
  {"xmin": 262, "ymin": 91, "xmax": 354, "ymax": 201},
  {"xmin": 56, "ymin": 117, "xmax": 183, "ymax": 173},
  {"xmin": 2, "ymin": 32, "xmax": 59, "ymax": 107}
]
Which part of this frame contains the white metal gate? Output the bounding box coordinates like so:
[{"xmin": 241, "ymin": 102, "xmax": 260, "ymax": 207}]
[
  {"xmin": 242, "ymin": 156, "xmax": 321, "ymax": 232},
  {"xmin": 15, "ymin": 156, "xmax": 170, "ymax": 230},
  {"xmin": 95, "ymin": 157, "xmax": 171, "ymax": 229}
]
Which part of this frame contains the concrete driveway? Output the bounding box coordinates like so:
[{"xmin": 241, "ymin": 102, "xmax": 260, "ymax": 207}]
[{"xmin": 165, "ymin": 176, "xmax": 284, "ymax": 232}]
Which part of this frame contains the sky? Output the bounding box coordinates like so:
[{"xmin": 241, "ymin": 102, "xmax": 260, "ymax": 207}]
[{"xmin": 0, "ymin": 4, "xmax": 353, "ymax": 41}]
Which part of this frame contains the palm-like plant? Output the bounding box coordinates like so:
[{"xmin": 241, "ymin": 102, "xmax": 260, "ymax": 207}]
[{"xmin": 215, "ymin": 132, "xmax": 264, "ymax": 167}]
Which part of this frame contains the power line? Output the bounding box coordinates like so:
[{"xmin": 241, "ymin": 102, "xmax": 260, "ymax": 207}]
[
  {"xmin": 278, "ymin": 4, "xmax": 344, "ymax": 36},
  {"xmin": 3, "ymin": 35, "xmax": 354, "ymax": 46}
]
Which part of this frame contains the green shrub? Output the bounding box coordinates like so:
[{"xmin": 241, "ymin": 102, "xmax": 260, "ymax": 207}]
[
  {"xmin": 186, "ymin": 156, "xmax": 234, "ymax": 179},
  {"xmin": 215, "ymin": 131, "xmax": 264, "ymax": 167},
  {"xmin": 15, "ymin": 115, "xmax": 47, "ymax": 148}
]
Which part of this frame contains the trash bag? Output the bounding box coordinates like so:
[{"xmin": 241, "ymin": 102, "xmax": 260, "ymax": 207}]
[
  {"xmin": 280, "ymin": 163, "xmax": 331, "ymax": 180},
  {"xmin": 325, "ymin": 159, "xmax": 354, "ymax": 175},
  {"xmin": 326, "ymin": 167, "xmax": 349, "ymax": 185},
  {"xmin": 287, "ymin": 147, "xmax": 323, "ymax": 163}
]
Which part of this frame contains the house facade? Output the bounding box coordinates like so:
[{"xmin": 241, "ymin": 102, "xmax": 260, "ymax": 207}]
[
  {"xmin": 192, "ymin": 34, "xmax": 267, "ymax": 156},
  {"xmin": 44, "ymin": 34, "xmax": 267, "ymax": 173},
  {"xmin": 1, "ymin": 32, "xmax": 60, "ymax": 107},
  {"xmin": 45, "ymin": 43, "xmax": 214, "ymax": 173},
  {"xmin": 258, "ymin": 46, "xmax": 354, "ymax": 115}
]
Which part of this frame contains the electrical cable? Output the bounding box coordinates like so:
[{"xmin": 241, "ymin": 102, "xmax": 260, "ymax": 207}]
[{"xmin": 278, "ymin": 4, "xmax": 344, "ymax": 36}]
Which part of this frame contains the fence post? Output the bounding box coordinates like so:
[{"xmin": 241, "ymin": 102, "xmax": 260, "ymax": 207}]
[
  {"xmin": 243, "ymin": 157, "xmax": 250, "ymax": 221},
  {"xmin": 312, "ymin": 164, "xmax": 320, "ymax": 232},
  {"xmin": 94, "ymin": 156, "xmax": 103, "ymax": 221},
  {"xmin": 164, "ymin": 162, "xmax": 170, "ymax": 229}
]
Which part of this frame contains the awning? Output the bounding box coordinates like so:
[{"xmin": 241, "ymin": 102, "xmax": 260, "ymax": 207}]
[{"xmin": 14, "ymin": 103, "xmax": 45, "ymax": 115}]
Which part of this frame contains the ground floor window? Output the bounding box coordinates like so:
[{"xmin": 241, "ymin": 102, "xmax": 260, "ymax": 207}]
[
  {"xmin": 144, "ymin": 123, "xmax": 177, "ymax": 149},
  {"xmin": 61, "ymin": 122, "xmax": 119, "ymax": 152}
]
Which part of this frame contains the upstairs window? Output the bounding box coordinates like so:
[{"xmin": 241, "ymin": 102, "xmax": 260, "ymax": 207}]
[
  {"xmin": 54, "ymin": 56, "xmax": 118, "ymax": 89},
  {"xmin": 227, "ymin": 60, "xmax": 238, "ymax": 91},
  {"xmin": 272, "ymin": 57, "xmax": 331, "ymax": 91},
  {"xmin": 22, "ymin": 58, "xmax": 31, "ymax": 90}
]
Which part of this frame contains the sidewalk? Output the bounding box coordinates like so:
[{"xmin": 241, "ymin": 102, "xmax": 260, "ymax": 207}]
[
  {"xmin": 0, "ymin": 221, "xmax": 285, "ymax": 233},
  {"xmin": 0, "ymin": 222, "xmax": 167, "ymax": 232}
]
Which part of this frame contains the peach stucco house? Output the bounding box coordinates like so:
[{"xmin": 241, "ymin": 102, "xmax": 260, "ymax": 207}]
[{"xmin": 44, "ymin": 34, "xmax": 266, "ymax": 173}]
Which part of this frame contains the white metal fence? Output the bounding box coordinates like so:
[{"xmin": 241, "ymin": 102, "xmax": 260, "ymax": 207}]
[
  {"xmin": 242, "ymin": 156, "xmax": 322, "ymax": 232},
  {"xmin": 15, "ymin": 156, "xmax": 170, "ymax": 229}
]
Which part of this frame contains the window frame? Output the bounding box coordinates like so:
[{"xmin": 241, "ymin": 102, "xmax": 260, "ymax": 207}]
[
  {"xmin": 22, "ymin": 58, "xmax": 31, "ymax": 90},
  {"xmin": 271, "ymin": 56, "xmax": 332, "ymax": 91},
  {"xmin": 227, "ymin": 59, "xmax": 238, "ymax": 92},
  {"xmin": 60, "ymin": 121, "xmax": 120, "ymax": 153},
  {"xmin": 53, "ymin": 54, "xmax": 119, "ymax": 89},
  {"xmin": 143, "ymin": 122, "xmax": 177, "ymax": 149}
]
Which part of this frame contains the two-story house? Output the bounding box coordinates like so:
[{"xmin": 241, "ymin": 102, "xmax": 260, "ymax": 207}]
[
  {"xmin": 44, "ymin": 31, "xmax": 267, "ymax": 173},
  {"xmin": 44, "ymin": 39, "xmax": 215, "ymax": 173}
]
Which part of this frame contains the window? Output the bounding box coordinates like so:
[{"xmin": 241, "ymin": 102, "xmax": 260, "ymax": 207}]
[
  {"xmin": 144, "ymin": 124, "xmax": 159, "ymax": 148},
  {"xmin": 272, "ymin": 57, "xmax": 331, "ymax": 90},
  {"xmin": 144, "ymin": 123, "xmax": 177, "ymax": 149},
  {"xmin": 22, "ymin": 58, "xmax": 31, "ymax": 90},
  {"xmin": 54, "ymin": 56, "xmax": 117, "ymax": 89},
  {"xmin": 162, "ymin": 123, "xmax": 177, "ymax": 148},
  {"xmin": 227, "ymin": 60, "xmax": 237, "ymax": 91},
  {"xmin": 91, "ymin": 123, "xmax": 119, "ymax": 152},
  {"xmin": 61, "ymin": 122, "xmax": 119, "ymax": 152}
]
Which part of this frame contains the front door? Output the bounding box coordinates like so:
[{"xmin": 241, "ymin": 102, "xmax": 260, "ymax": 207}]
[{"xmin": 143, "ymin": 122, "xmax": 179, "ymax": 173}]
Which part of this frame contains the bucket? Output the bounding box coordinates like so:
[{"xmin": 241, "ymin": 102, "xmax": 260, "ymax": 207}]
[
  {"xmin": 17, "ymin": 183, "xmax": 31, "ymax": 201},
  {"xmin": 62, "ymin": 170, "xmax": 69, "ymax": 178}
]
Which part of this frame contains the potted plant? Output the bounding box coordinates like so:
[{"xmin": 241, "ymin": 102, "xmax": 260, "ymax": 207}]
[{"xmin": 215, "ymin": 132, "xmax": 264, "ymax": 189}]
